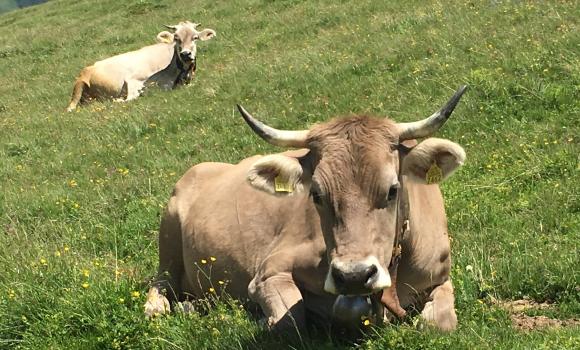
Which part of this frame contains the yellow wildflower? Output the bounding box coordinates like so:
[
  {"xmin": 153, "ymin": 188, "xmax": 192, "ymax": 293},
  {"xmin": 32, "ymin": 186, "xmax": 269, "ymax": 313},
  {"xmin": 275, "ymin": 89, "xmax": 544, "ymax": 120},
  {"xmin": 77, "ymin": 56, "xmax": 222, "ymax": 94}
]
[
  {"xmin": 82, "ymin": 269, "xmax": 90, "ymax": 278},
  {"xmin": 209, "ymin": 287, "xmax": 215, "ymax": 293},
  {"xmin": 218, "ymin": 280, "xmax": 225, "ymax": 285},
  {"xmin": 201, "ymin": 259, "xmax": 207, "ymax": 264},
  {"xmin": 82, "ymin": 282, "xmax": 89, "ymax": 289},
  {"xmin": 117, "ymin": 168, "xmax": 129, "ymax": 176},
  {"xmin": 210, "ymin": 256, "xmax": 217, "ymax": 262},
  {"xmin": 40, "ymin": 258, "xmax": 47, "ymax": 266},
  {"xmin": 131, "ymin": 291, "xmax": 140, "ymax": 298},
  {"xmin": 362, "ymin": 319, "xmax": 371, "ymax": 326}
]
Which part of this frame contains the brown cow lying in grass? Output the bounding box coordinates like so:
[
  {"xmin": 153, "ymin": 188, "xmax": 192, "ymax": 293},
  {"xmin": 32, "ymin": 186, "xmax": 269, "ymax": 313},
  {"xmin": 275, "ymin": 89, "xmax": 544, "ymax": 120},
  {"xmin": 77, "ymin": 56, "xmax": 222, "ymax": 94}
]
[
  {"xmin": 66, "ymin": 21, "xmax": 215, "ymax": 111},
  {"xmin": 145, "ymin": 87, "xmax": 467, "ymax": 336}
]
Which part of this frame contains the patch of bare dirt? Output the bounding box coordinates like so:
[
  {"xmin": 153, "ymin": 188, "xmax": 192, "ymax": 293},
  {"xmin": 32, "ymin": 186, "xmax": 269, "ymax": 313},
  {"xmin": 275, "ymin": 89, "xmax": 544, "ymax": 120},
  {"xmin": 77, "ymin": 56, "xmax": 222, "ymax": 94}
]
[
  {"xmin": 494, "ymin": 298, "xmax": 580, "ymax": 331},
  {"xmin": 510, "ymin": 314, "xmax": 580, "ymax": 331}
]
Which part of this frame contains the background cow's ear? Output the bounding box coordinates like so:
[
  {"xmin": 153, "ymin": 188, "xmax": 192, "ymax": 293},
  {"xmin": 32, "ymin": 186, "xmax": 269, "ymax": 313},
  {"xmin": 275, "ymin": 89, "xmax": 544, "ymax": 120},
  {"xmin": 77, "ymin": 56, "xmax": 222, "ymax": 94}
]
[
  {"xmin": 197, "ymin": 29, "xmax": 216, "ymax": 41},
  {"xmin": 156, "ymin": 31, "xmax": 174, "ymax": 44},
  {"xmin": 401, "ymin": 138, "xmax": 466, "ymax": 184},
  {"xmin": 247, "ymin": 154, "xmax": 310, "ymax": 196}
]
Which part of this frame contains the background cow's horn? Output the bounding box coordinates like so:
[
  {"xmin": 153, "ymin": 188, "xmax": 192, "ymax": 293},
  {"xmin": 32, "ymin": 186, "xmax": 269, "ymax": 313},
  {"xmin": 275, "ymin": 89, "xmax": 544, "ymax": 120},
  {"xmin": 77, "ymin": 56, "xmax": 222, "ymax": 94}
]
[
  {"xmin": 397, "ymin": 85, "xmax": 468, "ymax": 141},
  {"xmin": 236, "ymin": 104, "xmax": 309, "ymax": 148}
]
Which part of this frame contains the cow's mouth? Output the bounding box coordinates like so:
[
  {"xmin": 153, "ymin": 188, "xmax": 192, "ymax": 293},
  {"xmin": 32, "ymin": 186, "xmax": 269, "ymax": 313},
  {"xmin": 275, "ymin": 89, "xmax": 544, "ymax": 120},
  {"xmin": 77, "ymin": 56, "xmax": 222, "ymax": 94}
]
[{"xmin": 180, "ymin": 55, "xmax": 194, "ymax": 63}]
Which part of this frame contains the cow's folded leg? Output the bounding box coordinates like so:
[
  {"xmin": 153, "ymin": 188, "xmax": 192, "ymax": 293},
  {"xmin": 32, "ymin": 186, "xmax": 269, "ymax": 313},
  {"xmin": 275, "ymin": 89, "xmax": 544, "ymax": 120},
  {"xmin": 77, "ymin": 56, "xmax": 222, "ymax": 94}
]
[
  {"xmin": 144, "ymin": 285, "xmax": 171, "ymax": 317},
  {"xmin": 145, "ymin": 201, "xmax": 184, "ymax": 318},
  {"xmin": 420, "ymin": 279, "xmax": 457, "ymax": 332},
  {"xmin": 125, "ymin": 80, "xmax": 145, "ymax": 101},
  {"xmin": 248, "ymin": 273, "xmax": 306, "ymax": 336}
]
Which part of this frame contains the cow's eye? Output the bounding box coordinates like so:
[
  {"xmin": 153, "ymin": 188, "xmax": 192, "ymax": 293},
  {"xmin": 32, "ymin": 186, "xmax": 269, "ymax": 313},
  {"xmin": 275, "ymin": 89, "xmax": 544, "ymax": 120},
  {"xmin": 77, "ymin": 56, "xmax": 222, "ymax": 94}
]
[
  {"xmin": 377, "ymin": 184, "xmax": 399, "ymax": 209},
  {"xmin": 310, "ymin": 188, "xmax": 323, "ymax": 206},
  {"xmin": 387, "ymin": 186, "xmax": 398, "ymax": 201}
]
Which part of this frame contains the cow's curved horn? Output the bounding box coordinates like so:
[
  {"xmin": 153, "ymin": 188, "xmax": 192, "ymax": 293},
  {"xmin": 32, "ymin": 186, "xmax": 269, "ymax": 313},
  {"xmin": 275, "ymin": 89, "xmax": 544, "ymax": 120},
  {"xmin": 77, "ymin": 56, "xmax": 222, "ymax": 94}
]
[
  {"xmin": 164, "ymin": 24, "xmax": 178, "ymax": 31},
  {"xmin": 397, "ymin": 85, "xmax": 468, "ymax": 141},
  {"xmin": 237, "ymin": 105, "xmax": 309, "ymax": 148}
]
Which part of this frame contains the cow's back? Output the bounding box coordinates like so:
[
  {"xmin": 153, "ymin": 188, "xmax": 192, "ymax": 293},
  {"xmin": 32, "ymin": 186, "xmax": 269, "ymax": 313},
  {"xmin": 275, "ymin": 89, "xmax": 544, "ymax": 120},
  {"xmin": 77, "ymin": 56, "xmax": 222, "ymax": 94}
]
[{"xmin": 85, "ymin": 43, "xmax": 175, "ymax": 98}]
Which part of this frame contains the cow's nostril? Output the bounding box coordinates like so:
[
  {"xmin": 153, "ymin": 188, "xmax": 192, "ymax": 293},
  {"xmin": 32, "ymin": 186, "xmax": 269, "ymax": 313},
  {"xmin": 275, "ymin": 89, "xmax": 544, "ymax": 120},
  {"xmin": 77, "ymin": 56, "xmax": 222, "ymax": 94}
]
[{"xmin": 364, "ymin": 264, "xmax": 378, "ymax": 282}]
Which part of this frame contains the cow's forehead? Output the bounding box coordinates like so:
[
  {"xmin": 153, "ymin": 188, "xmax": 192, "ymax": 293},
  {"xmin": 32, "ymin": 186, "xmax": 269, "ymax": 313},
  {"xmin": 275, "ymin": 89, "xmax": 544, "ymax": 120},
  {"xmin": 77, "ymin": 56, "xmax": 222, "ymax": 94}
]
[
  {"xmin": 175, "ymin": 25, "xmax": 194, "ymax": 35},
  {"xmin": 177, "ymin": 21, "xmax": 195, "ymax": 28},
  {"xmin": 173, "ymin": 25, "xmax": 196, "ymax": 46},
  {"xmin": 307, "ymin": 116, "xmax": 399, "ymax": 190},
  {"xmin": 307, "ymin": 116, "xmax": 398, "ymax": 155}
]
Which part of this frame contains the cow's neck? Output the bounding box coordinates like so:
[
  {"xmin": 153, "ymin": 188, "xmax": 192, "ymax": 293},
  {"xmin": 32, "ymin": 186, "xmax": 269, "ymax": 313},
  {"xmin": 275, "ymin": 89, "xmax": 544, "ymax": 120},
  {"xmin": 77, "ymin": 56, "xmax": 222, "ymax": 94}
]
[
  {"xmin": 173, "ymin": 47, "xmax": 194, "ymax": 87},
  {"xmin": 375, "ymin": 149, "xmax": 411, "ymax": 319}
]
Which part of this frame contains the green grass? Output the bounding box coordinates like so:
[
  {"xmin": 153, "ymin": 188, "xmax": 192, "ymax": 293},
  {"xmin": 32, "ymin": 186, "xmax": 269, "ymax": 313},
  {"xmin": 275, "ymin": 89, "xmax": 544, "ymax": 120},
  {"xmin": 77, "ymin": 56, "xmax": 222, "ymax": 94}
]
[{"xmin": 0, "ymin": 0, "xmax": 579, "ymax": 348}]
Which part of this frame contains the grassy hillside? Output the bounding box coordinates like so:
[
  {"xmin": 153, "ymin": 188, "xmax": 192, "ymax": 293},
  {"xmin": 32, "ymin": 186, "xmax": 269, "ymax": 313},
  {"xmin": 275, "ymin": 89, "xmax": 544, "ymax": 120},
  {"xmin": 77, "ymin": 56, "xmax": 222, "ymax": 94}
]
[{"xmin": 0, "ymin": 0, "xmax": 578, "ymax": 348}]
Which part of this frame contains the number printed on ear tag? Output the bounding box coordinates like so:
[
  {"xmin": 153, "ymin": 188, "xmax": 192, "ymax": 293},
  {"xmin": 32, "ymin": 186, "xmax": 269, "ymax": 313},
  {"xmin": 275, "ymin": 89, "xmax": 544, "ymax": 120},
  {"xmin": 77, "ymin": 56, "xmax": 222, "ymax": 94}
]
[
  {"xmin": 274, "ymin": 175, "xmax": 294, "ymax": 193},
  {"xmin": 426, "ymin": 163, "xmax": 443, "ymax": 184}
]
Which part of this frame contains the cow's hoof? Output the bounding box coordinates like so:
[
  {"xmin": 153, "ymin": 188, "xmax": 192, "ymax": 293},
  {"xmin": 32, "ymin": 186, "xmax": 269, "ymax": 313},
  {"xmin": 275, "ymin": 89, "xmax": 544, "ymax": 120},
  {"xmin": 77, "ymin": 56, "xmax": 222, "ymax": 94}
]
[
  {"xmin": 144, "ymin": 292, "xmax": 170, "ymax": 318},
  {"xmin": 420, "ymin": 301, "xmax": 457, "ymax": 332},
  {"xmin": 176, "ymin": 301, "xmax": 196, "ymax": 314}
]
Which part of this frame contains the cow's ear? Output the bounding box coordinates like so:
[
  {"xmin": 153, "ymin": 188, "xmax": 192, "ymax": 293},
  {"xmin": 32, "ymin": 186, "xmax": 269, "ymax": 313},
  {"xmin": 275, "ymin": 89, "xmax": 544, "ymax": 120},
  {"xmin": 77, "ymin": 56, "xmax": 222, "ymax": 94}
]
[
  {"xmin": 401, "ymin": 138, "xmax": 465, "ymax": 184},
  {"xmin": 197, "ymin": 29, "xmax": 216, "ymax": 41},
  {"xmin": 156, "ymin": 31, "xmax": 174, "ymax": 44},
  {"xmin": 247, "ymin": 154, "xmax": 310, "ymax": 196}
]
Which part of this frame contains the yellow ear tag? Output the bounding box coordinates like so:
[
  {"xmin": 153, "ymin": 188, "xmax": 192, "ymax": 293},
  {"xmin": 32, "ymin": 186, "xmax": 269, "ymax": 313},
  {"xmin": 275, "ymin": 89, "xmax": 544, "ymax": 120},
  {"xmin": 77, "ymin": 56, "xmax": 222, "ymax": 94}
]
[
  {"xmin": 274, "ymin": 175, "xmax": 294, "ymax": 193},
  {"xmin": 426, "ymin": 163, "xmax": 443, "ymax": 184}
]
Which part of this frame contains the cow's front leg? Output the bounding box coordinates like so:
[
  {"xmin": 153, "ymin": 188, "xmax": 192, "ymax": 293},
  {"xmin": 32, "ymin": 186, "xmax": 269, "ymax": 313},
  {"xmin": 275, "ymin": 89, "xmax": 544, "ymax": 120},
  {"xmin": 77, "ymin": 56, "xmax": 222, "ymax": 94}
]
[
  {"xmin": 248, "ymin": 272, "xmax": 306, "ymax": 335},
  {"xmin": 420, "ymin": 279, "xmax": 457, "ymax": 332},
  {"xmin": 144, "ymin": 284, "xmax": 171, "ymax": 317},
  {"xmin": 124, "ymin": 79, "xmax": 145, "ymax": 101}
]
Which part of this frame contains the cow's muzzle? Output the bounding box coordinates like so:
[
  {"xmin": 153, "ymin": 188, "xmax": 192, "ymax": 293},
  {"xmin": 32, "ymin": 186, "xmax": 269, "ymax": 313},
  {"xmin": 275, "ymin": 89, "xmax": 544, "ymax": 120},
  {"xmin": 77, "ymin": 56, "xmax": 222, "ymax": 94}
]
[
  {"xmin": 180, "ymin": 50, "xmax": 194, "ymax": 62},
  {"xmin": 325, "ymin": 257, "xmax": 391, "ymax": 295}
]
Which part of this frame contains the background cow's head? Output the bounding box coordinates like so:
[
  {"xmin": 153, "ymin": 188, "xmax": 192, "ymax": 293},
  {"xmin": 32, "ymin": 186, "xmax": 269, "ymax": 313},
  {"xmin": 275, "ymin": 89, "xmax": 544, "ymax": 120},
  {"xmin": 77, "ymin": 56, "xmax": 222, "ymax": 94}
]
[
  {"xmin": 239, "ymin": 86, "xmax": 467, "ymax": 296},
  {"xmin": 162, "ymin": 21, "xmax": 216, "ymax": 63}
]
